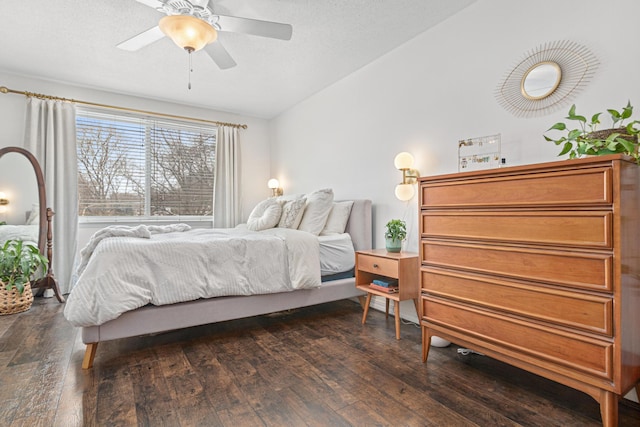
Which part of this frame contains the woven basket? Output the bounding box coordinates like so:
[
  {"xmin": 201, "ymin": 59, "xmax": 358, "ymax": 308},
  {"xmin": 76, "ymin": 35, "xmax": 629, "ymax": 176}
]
[
  {"xmin": 587, "ymin": 127, "xmax": 635, "ymax": 141},
  {"xmin": 0, "ymin": 281, "xmax": 34, "ymax": 315}
]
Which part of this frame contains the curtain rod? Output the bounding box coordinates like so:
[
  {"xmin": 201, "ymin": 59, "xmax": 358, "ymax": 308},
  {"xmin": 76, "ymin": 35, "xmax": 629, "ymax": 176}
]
[{"xmin": 0, "ymin": 85, "xmax": 247, "ymax": 129}]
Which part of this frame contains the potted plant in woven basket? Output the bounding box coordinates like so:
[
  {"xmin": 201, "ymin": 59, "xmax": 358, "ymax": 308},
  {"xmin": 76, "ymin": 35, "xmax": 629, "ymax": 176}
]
[
  {"xmin": 0, "ymin": 239, "xmax": 48, "ymax": 315},
  {"xmin": 544, "ymin": 101, "xmax": 640, "ymax": 163}
]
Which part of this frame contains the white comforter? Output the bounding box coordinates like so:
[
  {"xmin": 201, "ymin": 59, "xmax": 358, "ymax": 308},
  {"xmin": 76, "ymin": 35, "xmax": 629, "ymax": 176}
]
[
  {"xmin": 0, "ymin": 224, "xmax": 39, "ymax": 246},
  {"xmin": 64, "ymin": 225, "xmax": 321, "ymax": 327}
]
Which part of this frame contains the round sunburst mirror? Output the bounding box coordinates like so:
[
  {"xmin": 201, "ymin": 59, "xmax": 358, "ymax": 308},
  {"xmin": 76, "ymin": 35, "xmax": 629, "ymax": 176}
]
[
  {"xmin": 521, "ymin": 61, "xmax": 562, "ymax": 100},
  {"xmin": 495, "ymin": 40, "xmax": 599, "ymax": 117}
]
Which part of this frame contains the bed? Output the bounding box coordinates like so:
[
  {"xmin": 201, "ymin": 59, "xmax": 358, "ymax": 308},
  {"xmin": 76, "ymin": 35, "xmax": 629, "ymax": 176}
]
[
  {"xmin": 69, "ymin": 198, "xmax": 372, "ymax": 369},
  {"xmin": 0, "ymin": 206, "xmax": 40, "ymax": 247},
  {"xmin": 0, "ymin": 224, "xmax": 39, "ymax": 248}
]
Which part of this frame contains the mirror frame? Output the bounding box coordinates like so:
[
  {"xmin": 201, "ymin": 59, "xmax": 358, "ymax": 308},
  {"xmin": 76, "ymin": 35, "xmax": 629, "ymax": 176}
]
[
  {"xmin": 0, "ymin": 146, "xmax": 47, "ymax": 256},
  {"xmin": 495, "ymin": 40, "xmax": 599, "ymax": 118},
  {"xmin": 0, "ymin": 146, "xmax": 64, "ymax": 303}
]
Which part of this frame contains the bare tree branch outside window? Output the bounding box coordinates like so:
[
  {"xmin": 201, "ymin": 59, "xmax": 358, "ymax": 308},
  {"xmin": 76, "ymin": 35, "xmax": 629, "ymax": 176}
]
[
  {"xmin": 76, "ymin": 111, "xmax": 216, "ymax": 219},
  {"xmin": 150, "ymin": 128, "xmax": 215, "ymax": 216}
]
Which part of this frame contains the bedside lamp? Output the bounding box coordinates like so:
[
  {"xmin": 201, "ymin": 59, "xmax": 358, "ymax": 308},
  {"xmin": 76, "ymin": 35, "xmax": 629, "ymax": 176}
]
[
  {"xmin": 394, "ymin": 152, "xmax": 420, "ymax": 201},
  {"xmin": 267, "ymin": 179, "xmax": 283, "ymax": 197},
  {"xmin": 0, "ymin": 192, "xmax": 8, "ymax": 214}
]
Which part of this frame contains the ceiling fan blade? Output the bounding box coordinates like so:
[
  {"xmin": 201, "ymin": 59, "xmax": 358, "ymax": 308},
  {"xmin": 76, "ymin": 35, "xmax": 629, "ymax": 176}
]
[
  {"xmin": 204, "ymin": 41, "xmax": 237, "ymax": 70},
  {"xmin": 216, "ymin": 15, "xmax": 292, "ymax": 40},
  {"xmin": 117, "ymin": 26, "xmax": 165, "ymax": 51}
]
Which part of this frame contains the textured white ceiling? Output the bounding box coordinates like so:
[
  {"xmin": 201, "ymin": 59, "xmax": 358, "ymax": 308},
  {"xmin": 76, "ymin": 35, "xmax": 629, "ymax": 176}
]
[{"xmin": 0, "ymin": 0, "xmax": 475, "ymax": 118}]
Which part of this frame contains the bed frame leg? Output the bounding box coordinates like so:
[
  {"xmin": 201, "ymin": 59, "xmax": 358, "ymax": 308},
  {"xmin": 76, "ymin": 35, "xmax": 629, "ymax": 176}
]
[{"xmin": 82, "ymin": 343, "xmax": 98, "ymax": 369}]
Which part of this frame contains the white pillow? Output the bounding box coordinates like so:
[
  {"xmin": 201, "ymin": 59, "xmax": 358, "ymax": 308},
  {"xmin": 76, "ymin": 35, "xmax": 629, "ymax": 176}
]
[
  {"xmin": 247, "ymin": 198, "xmax": 282, "ymax": 231},
  {"xmin": 297, "ymin": 188, "xmax": 334, "ymax": 235},
  {"xmin": 320, "ymin": 201, "xmax": 354, "ymax": 235},
  {"xmin": 278, "ymin": 196, "xmax": 306, "ymax": 229},
  {"xmin": 26, "ymin": 204, "xmax": 39, "ymax": 225}
]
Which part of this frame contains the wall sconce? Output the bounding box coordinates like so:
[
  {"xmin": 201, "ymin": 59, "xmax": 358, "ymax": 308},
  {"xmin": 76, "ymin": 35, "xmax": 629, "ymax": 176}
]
[
  {"xmin": 0, "ymin": 192, "xmax": 8, "ymax": 214},
  {"xmin": 267, "ymin": 179, "xmax": 283, "ymax": 197},
  {"xmin": 394, "ymin": 152, "xmax": 420, "ymax": 201}
]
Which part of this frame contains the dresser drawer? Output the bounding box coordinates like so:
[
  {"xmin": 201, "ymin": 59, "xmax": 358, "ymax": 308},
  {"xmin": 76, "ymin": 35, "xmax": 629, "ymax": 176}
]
[
  {"xmin": 356, "ymin": 254, "xmax": 399, "ymax": 278},
  {"xmin": 421, "ymin": 211, "xmax": 612, "ymax": 249},
  {"xmin": 421, "ymin": 167, "xmax": 612, "ymax": 209},
  {"xmin": 421, "ymin": 297, "xmax": 613, "ymax": 381},
  {"xmin": 421, "ymin": 268, "xmax": 612, "ymax": 336},
  {"xmin": 421, "ymin": 240, "xmax": 612, "ymax": 292}
]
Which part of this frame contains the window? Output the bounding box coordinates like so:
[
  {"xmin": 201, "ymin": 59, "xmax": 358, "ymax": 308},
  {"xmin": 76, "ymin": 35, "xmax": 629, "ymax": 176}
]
[{"xmin": 76, "ymin": 108, "xmax": 217, "ymax": 221}]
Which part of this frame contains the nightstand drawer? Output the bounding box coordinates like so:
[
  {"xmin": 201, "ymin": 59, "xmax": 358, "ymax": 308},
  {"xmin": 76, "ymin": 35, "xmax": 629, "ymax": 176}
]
[{"xmin": 357, "ymin": 254, "xmax": 399, "ymax": 278}]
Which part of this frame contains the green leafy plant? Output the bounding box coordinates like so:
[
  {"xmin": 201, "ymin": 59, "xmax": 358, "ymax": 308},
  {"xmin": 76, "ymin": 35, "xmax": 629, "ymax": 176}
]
[
  {"xmin": 544, "ymin": 101, "xmax": 640, "ymax": 164},
  {"xmin": 384, "ymin": 219, "xmax": 407, "ymax": 241},
  {"xmin": 0, "ymin": 240, "xmax": 47, "ymax": 294}
]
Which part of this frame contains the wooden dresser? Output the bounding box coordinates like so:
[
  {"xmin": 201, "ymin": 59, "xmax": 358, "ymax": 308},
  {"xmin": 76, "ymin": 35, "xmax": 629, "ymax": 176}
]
[{"xmin": 419, "ymin": 154, "xmax": 640, "ymax": 426}]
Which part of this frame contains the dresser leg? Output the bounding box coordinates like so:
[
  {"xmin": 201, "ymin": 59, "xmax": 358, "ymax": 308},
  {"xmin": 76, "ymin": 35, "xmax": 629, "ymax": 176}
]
[
  {"xmin": 599, "ymin": 389, "xmax": 618, "ymax": 427},
  {"xmin": 422, "ymin": 326, "xmax": 431, "ymax": 362},
  {"xmin": 385, "ymin": 299, "xmax": 390, "ymax": 319},
  {"xmin": 394, "ymin": 300, "xmax": 401, "ymax": 339},
  {"xmin": 361, "ymin": 293, "xmax": 372, "ymax": 324}
]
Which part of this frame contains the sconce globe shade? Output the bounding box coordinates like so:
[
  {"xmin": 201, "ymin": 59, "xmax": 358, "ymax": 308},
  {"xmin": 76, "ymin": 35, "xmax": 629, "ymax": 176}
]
[
  {"xmin": 267, "ymin": 178, "xmax": 280, "ymax": 189},
  {"xmin": 0, "ymin": 192, "xmax": 6, "ymax": 199},
  {"xmin": 395, "ymin": 183, "xmax": 415, "ymax": 201},
  {"xmin": 394, "ymin": 152, "xmax": 414, "ymax": 170},
  {"xmin": 159, "ymin": 15, "xmax": 217, "ymax": 52}
]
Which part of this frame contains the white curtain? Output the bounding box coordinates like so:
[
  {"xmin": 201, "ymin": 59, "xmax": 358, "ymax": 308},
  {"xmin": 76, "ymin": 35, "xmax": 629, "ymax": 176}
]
[
  {"xmin": 213, "ymin": 125, "xmax": 241, "ymax": 228},
  {"xmin": 24, "ymin": 98, "xmax": 78, "ymax": 294}
]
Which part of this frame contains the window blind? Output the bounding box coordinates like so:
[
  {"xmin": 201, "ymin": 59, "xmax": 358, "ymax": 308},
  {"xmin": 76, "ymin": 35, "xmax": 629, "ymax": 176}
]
[{"xmin": 76, "ymin": 108, "xmax": 217, "ymax": 220}]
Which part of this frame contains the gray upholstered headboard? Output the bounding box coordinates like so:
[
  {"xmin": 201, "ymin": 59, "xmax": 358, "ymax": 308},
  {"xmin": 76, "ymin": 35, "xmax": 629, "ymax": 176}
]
[{"xmin": 343, "ymin": 199, "xmax": 372, "ymax": 252}]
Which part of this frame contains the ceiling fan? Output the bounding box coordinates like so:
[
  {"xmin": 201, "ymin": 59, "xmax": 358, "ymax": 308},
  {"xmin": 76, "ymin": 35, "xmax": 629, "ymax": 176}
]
[{"xmin": 117, "ymin": 0, "xmax": 293, "ymax": 70}]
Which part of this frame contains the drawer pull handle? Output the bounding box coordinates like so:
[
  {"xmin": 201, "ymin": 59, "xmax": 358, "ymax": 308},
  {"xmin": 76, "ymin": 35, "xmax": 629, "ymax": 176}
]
[{"xmin": 373, "ymin": 263, "xmax": 379, "ymax": 268}]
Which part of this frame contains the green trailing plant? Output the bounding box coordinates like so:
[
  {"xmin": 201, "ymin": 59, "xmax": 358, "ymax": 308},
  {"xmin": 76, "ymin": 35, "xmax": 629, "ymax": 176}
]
[
  {"xmin": 384, "ymin": 219, "xmax": 407, "ymax": 241},
  {"xmin": 544, "ymin": 101, "xmax": 640, "ymax": 164},
  {"xmin": 0, "ymin": 240, "xmax": 47, "ymax": 294}
]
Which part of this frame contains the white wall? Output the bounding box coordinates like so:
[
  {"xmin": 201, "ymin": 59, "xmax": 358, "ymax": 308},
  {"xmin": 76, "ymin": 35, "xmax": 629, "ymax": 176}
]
[
  {"xmin": 0, "ymin": 71, "xmax": 272, "ymax": 247},
  {"xmin": 269, "ymin": 0, "xmax": 640, "ymax": 402},
  {"xmin": 270, "ymin": 0, "xmax": 640, "ymax": 251}
]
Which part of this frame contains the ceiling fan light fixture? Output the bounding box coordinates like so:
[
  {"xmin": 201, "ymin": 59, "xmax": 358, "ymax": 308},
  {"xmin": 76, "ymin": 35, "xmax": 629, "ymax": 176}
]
[{"xmin": 159, "ymin": 15, "xmax": 217, "ymax": 52}]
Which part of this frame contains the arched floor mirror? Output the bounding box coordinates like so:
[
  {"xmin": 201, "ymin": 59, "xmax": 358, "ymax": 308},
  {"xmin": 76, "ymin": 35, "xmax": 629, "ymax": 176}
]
[{"xmin": 0, "ymin": 146, "xmax": 65, "ymax": 303}]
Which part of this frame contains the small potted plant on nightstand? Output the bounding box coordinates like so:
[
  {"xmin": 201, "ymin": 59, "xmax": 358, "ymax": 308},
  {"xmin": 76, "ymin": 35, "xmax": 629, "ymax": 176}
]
[
  {"xmin": 384, "ymin": 219, "xmax": 406, "ymax": 253},
  {"xmin": 0, "ymin": 239, "xmax": 48, "ymax": 315}
]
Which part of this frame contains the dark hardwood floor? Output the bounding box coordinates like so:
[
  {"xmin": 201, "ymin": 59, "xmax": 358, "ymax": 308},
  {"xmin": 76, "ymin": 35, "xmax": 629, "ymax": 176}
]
[{"xmin": 1, "ymin": 297, "xmax": 639, "ymax": 426}]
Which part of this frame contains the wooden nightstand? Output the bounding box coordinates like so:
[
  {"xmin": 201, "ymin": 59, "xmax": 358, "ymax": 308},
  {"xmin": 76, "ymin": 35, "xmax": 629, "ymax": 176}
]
[{"xmin": 355, "ymin": 249, "xmax": 419, "ymax": 339}]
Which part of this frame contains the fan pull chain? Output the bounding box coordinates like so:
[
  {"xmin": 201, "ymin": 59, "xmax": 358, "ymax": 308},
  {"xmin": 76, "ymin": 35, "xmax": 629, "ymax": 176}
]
[{"xmin": 188, "ymin": 49, "xmax": 193, "ymax": 90}]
